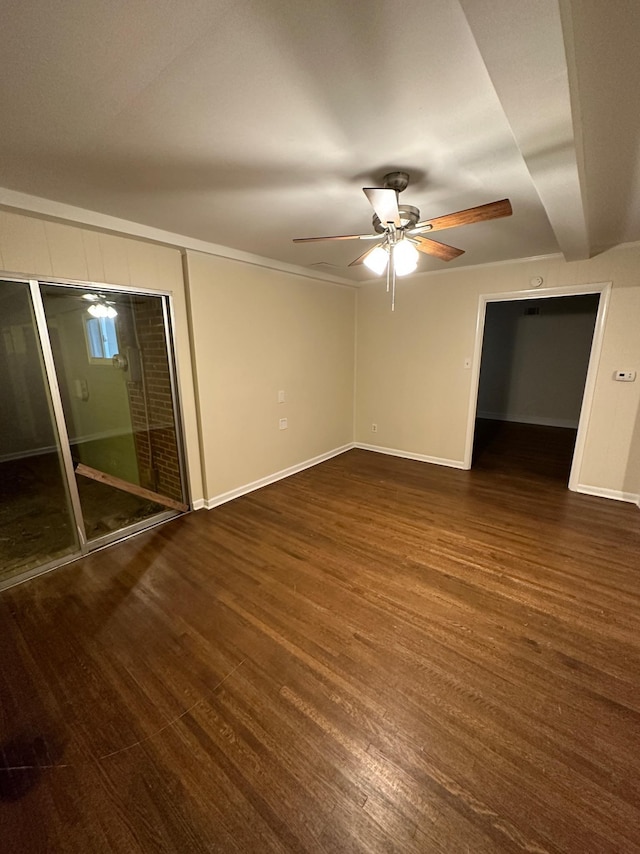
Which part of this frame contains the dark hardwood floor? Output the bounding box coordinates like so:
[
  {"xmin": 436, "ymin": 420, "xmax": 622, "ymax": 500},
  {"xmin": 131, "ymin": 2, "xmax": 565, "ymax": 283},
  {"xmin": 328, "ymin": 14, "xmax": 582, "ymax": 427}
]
[
  {"xmin": 1, "ymin": 432, "xmax": 640, "ymax": 852},
  {"xmin": 472, "ymin": 418, "xmax": 578, "ymax": 483}
]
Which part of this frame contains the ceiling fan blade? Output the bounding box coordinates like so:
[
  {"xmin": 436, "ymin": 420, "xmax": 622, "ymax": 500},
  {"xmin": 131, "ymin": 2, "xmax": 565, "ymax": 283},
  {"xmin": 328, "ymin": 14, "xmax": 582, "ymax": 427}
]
[
  {"xmin": 349, "ymin": 242, "xmax": 384, "ymax": 267},
  {"xmin": 293, "ymin": 233, "xmax": 378, "ymax": 243},
  {"xmin": 411, "ymin": 236, "xmax": 465, "ymax": 262},
  {"xmin": 363, "ymin": 187, "xmax": 401, "ymax": 227},
  {"xmin": 410, "ymin": 198, "xmax": 512, "ymax": 234}
]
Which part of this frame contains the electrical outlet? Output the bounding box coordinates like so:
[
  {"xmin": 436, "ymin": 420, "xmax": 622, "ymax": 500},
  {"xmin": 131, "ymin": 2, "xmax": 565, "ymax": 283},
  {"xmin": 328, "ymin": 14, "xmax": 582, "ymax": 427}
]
[
  {"xmin": 614, "ymin": 370, "xmax": 636, "ymax": 382},
  {"xmin": 371, "ymin": 423, "xmax": 377, "ymax": 433},
  {"xmin": 279, "ymin": 417, "xmax": 288, "ymax": 430},
  {"xmin": 278, "ymin": 389, "xmax": 285, "ymax": 403}
]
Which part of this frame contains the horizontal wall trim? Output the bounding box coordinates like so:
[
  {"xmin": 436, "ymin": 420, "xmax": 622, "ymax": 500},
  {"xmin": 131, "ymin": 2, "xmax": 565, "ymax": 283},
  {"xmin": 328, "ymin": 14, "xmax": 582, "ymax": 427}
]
[
  {"xmin": 191, "ymin": 498, "xmax": 206, "ymax": 511},
  {"xmin": 204, "ymin": 444, "xmax": 355, "ymax": 509},
  {"xmin": 0, "ymin": 186, "xmax": 354, "ymax": 288},
  {"xmin": 477, "ymin": 412, "xmax": 579, "ymax": 429},
  {"xmin": 408, "ymin": 250, "xmax": 565, "ymax": 279},
  {"xmin": 355, "ymin": 443, "xmax": 467, "ymax": 470},
  {"xmin": 407, "ymin": 240, "xmax": 640, "ymax": 281},
  {"xmin": 574, "ymin": 483, "xmax": 640, "ymax": 504},
  {"xmin": 4, "ymin": 185, "xmax": 640, "ymax": 290},
  {"xmin": 0, "ymin": 446, "xmax": 56, "ymax": 464},
  {"xmin": 0, "ymin": 426, "xmax": 155, "ymax": 464}
]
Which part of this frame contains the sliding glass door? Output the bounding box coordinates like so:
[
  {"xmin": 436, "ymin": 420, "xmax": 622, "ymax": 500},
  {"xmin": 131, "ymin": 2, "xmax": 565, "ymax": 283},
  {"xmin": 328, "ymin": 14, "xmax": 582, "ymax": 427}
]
[
  {"xmin": 0, "ymin": 281, "xmax": 79, "ymax": 584},
  {"xmin": 0, "ymin": 280, "xmax": 188, "ymax": 588}
]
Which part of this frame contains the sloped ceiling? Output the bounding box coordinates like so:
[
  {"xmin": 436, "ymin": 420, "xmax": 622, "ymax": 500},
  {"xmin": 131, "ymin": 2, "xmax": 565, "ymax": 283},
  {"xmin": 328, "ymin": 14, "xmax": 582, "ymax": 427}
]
[{"xmin": 0, "ymin": 0, "xmax": 638, "ymax": 282}]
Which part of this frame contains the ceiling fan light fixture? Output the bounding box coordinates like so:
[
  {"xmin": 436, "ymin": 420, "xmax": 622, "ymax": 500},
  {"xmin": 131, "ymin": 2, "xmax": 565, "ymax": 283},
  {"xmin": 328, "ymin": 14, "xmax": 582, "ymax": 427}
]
[
  {"xmin": 292, "ymin": 172, "xmax": 512, "ymax": 309},
  {"xmin": 394, "ymin": 240, "xmax": 419, "ymax": 276},
  {"xmin": 363, "ymin": 244, "xmax": 389, "ymax": 275}
]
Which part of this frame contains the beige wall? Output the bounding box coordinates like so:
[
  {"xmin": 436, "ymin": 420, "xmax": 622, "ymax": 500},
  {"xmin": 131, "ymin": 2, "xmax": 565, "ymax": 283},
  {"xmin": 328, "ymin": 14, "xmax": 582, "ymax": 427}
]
[
  {"xmin": 356, "ymin": 246, "xmax": 640, "ymax": 498},
  {"xmin": 185, "ymin": 251, "xmax": 355, "ymax": 501},
  {"xmin": 2, "ymin": 206, "xmax": 638, "ymax": 506},
  {"xmin": 0, "ymin": 210, "xmax": 203, "ymax": 502}
]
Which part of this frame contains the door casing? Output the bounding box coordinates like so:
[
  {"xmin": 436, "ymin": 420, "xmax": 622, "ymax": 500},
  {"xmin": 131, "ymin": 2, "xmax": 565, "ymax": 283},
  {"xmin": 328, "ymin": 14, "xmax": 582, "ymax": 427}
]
[{"xmin": 463, "ymin": 281, "xmax": 612, "ymax": 491}]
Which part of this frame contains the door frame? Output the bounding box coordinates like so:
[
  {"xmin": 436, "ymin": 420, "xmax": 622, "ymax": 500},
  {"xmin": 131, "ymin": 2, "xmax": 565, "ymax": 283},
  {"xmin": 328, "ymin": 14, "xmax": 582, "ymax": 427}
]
[
  {"xmin": 462, "ymin": 281, "xmax": 612, "ymax": 491},
  {"xmin": 30, "ymin": 279, "xmax": 88, "ymax": 551}
]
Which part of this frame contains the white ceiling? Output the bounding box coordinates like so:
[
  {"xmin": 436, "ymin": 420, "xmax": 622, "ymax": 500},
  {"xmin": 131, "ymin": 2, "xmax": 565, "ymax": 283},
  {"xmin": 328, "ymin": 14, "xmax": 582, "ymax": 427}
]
[{"xmin": 1, "ymin": 0, "xmax": 639, "ymax": 283}]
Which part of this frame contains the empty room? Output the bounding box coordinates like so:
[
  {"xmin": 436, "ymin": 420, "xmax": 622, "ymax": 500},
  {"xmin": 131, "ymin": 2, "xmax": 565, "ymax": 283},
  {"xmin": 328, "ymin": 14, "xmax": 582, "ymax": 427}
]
[{"xmin": 1, "ymin": 2, "xmax": 639, "ymax": 852}]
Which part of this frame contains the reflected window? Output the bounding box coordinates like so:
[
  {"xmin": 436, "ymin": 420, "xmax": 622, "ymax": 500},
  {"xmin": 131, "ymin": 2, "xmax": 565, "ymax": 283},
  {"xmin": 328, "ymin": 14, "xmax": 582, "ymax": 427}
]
[{"xmin": 85, "ymin": 316, "xmax": 119, "ymax": 362}]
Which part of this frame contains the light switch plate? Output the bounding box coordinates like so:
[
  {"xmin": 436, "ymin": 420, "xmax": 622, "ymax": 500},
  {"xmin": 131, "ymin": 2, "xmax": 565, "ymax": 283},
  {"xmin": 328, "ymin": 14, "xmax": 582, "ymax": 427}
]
[{"xmin": 614, "ymin": 370, "xmax": 636, "ymax": 382}]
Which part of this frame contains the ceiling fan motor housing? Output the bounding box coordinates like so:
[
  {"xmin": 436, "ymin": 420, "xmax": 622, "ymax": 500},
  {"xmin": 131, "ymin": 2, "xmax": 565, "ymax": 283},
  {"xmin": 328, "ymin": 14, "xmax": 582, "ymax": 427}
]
[{"xmin": 373, "ymin": 204, "xmax": 420, "ymax": 234}]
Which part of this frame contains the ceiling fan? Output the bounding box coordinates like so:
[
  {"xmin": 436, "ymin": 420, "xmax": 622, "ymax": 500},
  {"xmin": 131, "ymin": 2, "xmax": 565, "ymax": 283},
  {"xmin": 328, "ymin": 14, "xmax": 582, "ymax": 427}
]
[{"xmin": 293, "ymin": 171, "xmax": 512, "ymax": 309}]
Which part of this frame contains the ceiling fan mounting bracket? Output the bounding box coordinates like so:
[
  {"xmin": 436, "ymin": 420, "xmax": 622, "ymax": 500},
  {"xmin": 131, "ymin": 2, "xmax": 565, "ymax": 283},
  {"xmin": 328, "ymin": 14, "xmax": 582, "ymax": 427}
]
[{"xmin": 382, "ymin": 171, "xmax": 410, "ymax": 193}]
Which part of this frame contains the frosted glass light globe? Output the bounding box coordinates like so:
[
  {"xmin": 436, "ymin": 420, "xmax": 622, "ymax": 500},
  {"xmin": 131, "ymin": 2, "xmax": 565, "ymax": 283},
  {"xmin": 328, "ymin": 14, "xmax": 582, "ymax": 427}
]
[
  {"xmin": 363, "ymin": 244, "xmax": 389, "ymax": 275},
  {"xmin": 394, "ymin": 240, "xmax": 419, "ymax": 276}
]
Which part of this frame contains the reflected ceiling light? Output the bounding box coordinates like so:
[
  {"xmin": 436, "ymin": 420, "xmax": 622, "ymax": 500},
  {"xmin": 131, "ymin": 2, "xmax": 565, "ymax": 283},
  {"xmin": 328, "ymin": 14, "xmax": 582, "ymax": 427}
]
[{"xmin": 87, "ymin": 303, "xmax": 117, "ymax": 319}]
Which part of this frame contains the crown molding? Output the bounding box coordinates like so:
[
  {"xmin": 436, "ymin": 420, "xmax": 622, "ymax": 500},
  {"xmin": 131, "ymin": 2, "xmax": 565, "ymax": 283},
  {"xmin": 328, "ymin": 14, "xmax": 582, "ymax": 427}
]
[
  {"xmin": 404, "ymin": 238, "xmax": 640, "ymax": 281},
  {"xmin": 4, "ymin": 185, "xmax": 638, "ymax": 290},
  {"xmin": 406, "ymin": 250, "xmax": 566, "ymax": 279},
  {"xmin": 0, "ymin": 186, "xmax": 356, "ymax": 289}
]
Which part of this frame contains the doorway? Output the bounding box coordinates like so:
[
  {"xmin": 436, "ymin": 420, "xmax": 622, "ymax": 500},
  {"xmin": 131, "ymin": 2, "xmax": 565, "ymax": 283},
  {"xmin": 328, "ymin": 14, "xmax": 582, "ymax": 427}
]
[
  {"xmin": 0, "ymin": 279, "xmax": 189, "ymax": 589},
  {"xmin": 463, "ymin": 283, "xmax": 611, "ymax": 490}
]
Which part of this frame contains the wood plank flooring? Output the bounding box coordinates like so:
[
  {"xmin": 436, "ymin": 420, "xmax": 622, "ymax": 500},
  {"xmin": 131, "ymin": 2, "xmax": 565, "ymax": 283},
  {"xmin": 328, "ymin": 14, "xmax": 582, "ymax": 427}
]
[{"xmin": 1, "ymin": 432, "xmax": 640, "ymax": 852}]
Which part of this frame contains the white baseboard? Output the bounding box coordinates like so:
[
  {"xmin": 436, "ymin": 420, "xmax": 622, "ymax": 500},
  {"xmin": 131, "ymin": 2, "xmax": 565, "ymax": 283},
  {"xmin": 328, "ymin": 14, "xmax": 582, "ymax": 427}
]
[
  {"xmin": 355, "ymin": 443, "xmax": 467, "ymax": 470},
  {"xmin": 204, "ymin": 443, "xmax": 355, "ymax": 509},
  {"xmin": 575, "ymin": 483, "xmax": 640, "ymax": 504},
  {"xmin": 199, "ymin": 440, "xmax": 639, "ymax": 510},
  {"xmin": 477, "ymin": 412, "xmax": 579, "ymax": 429}
]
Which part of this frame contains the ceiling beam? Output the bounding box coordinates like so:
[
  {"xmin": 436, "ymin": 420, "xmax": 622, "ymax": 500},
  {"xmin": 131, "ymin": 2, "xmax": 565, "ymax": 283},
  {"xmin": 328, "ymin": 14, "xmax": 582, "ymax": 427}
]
[{"xmin": 460, "ymin": 0, "xmax": 590, "ymax": 261}]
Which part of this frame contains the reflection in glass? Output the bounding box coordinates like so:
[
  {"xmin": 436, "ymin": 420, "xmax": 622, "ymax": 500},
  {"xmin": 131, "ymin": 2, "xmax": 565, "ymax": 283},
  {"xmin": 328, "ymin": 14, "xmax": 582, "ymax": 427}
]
[
  {"xmin": 0, "ymin": 281, "xmax": 79, "ymax": 582},
  {"xmin": 40, "ymin": 285, "xmax": 186, "ymax": 541}
]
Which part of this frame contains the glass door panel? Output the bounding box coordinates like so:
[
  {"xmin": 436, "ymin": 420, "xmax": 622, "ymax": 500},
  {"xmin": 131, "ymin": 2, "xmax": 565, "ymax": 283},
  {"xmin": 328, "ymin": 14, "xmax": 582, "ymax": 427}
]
[
  {"xmin": 39, "ymin": 285, "xmax": 187, "ymax": 543},
  {"xmin": 0, "ymin": 281, "xmax": 79, "ymax": 584}
]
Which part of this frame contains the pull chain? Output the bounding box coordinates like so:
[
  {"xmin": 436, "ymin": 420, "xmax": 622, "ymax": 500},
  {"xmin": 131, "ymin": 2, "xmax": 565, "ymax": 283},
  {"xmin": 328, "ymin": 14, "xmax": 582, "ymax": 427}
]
[{"xmin": 390, "ymin": 244, "xmax": 396, "ymax": 311}]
